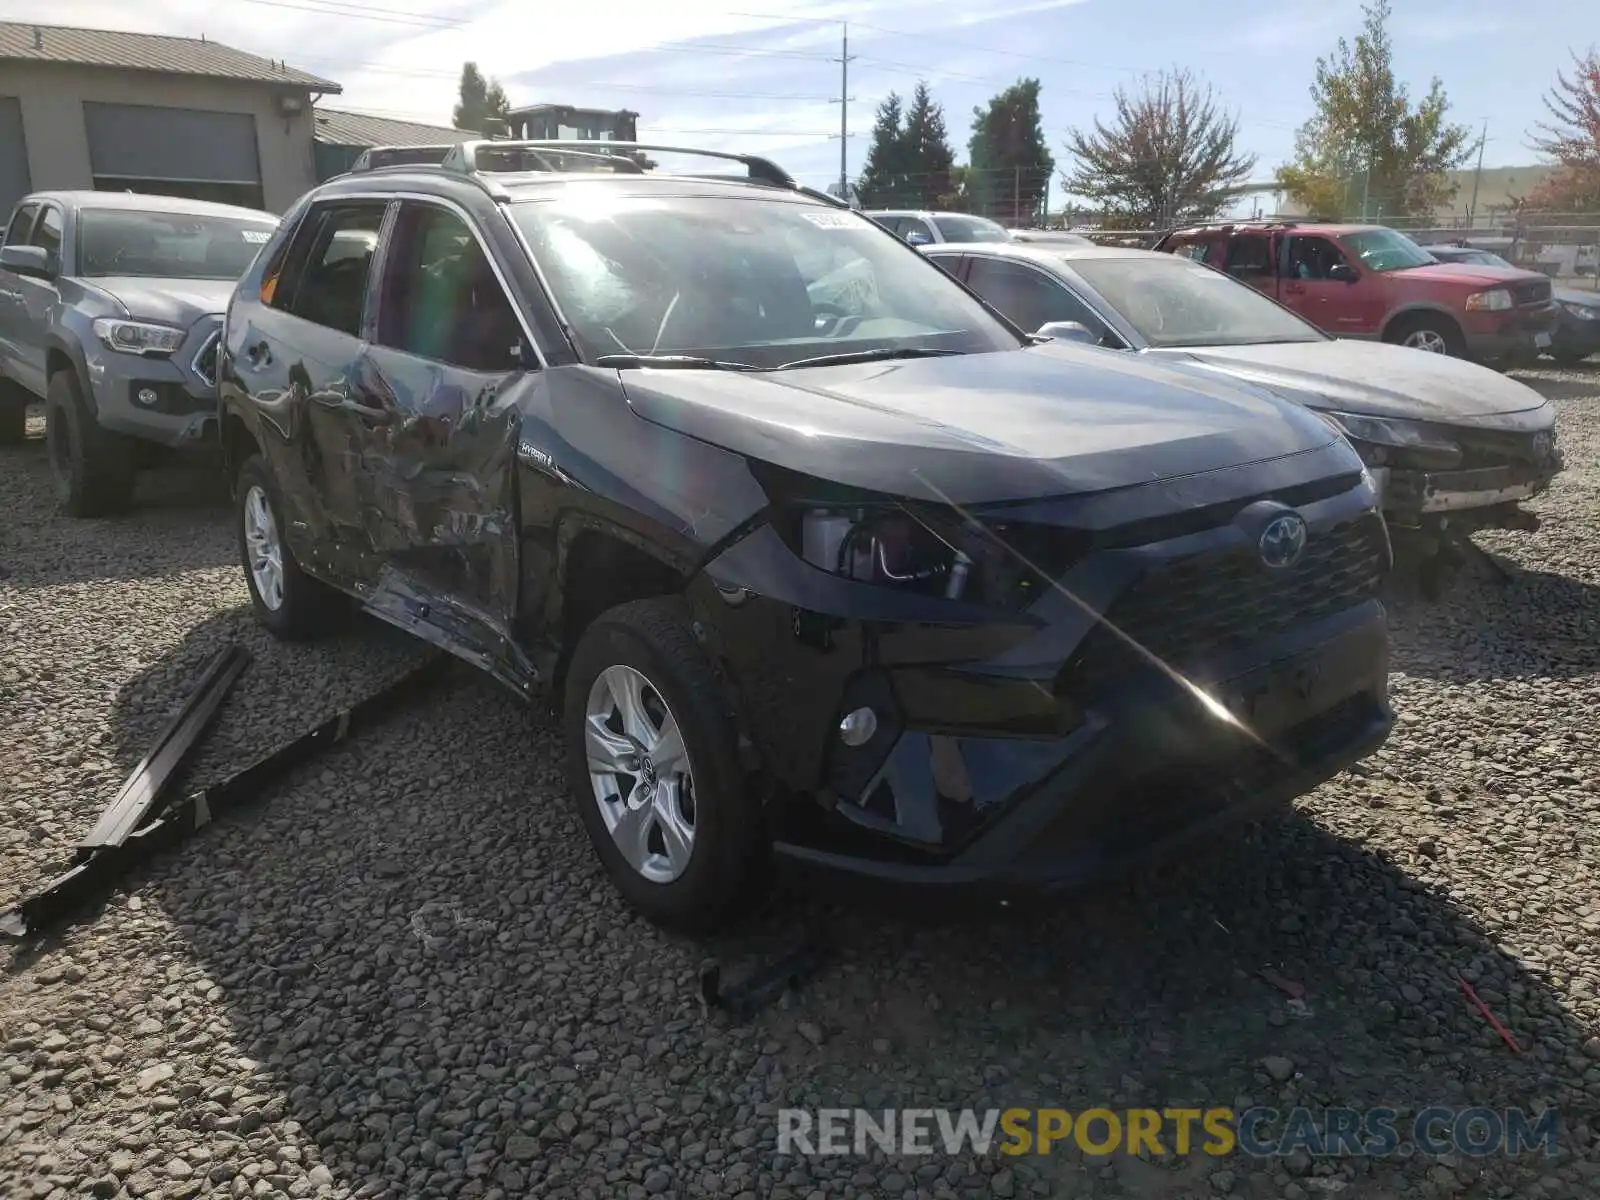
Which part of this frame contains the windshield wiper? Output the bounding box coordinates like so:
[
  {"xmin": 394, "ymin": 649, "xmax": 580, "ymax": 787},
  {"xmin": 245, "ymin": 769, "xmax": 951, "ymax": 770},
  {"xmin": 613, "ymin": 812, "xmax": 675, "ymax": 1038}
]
[
  {"xmin": 772, "ymin": 346, "xmax": 962, "ymax": 371},
  {"xmin": 594, "ymin": 353, "xmax": 760, "ymax": 371}
]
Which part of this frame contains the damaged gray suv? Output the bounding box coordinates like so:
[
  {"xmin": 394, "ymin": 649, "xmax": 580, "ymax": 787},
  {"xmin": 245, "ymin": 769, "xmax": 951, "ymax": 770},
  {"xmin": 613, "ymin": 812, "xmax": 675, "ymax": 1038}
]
[
  {"xmin": 0, "ymin": 192, "xmax": 278, "ymax": 515},
  {"xmin": 219, "ymin": 141, "xmax": 1395, "ymax": 932}
]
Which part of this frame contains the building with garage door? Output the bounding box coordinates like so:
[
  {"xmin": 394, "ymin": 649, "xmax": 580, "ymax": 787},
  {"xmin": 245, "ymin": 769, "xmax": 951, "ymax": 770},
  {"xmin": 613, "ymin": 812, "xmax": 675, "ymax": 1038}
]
[
  {"xmin": 311, "ymin": 108, "xmax": 477, "ymax": 182},
  {"xmin": 0, "ymin": 21, "xmax": 341, "ymax": 217}
]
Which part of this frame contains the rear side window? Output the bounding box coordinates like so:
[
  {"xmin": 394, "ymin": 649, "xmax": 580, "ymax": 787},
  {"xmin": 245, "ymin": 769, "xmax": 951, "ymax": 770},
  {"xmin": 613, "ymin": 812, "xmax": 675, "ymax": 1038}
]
[
  {"xmin": 269, "ymin": 202, "xmax": 387, "ymax": 338},
  {"xmin": 3, "ymin": 203, "xmax": 37, "ymax": 248},
  {"xmin": 1224, "ymin": 235, "xmax": 1271, "ymax": 277}
]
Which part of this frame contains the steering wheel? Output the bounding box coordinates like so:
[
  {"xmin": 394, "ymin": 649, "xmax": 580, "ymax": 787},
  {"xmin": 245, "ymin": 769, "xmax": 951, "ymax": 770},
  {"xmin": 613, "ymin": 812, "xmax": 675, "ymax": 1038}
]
[{"xmin": 812, "ymin": 302, "xmax": 862, "ymax": 338}]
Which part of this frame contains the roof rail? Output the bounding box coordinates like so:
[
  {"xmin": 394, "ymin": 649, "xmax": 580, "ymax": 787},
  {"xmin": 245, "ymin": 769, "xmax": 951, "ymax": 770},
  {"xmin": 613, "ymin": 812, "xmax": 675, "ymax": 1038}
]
[
  {"xmin": 440, "ymin": 139, "xmax": 796, "ymax": 188},
  {"xmin": 350, "ymin": 144, "xmax": 459, "ymax": 172}
]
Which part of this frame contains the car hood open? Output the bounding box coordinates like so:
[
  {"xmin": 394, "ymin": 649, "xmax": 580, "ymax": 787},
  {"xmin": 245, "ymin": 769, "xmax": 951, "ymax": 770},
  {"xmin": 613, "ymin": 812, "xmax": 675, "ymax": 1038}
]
[
  {"xmin": 1157, "ymin": 339, "xmax": 1552, "ymax": 427},
  {"xmin": 617, "ymin": 342, "xmax": 1339, "ymax": 504},
  {"xmin": 86, "ymin": 276, "xmax": 235, "ymax": 326}
]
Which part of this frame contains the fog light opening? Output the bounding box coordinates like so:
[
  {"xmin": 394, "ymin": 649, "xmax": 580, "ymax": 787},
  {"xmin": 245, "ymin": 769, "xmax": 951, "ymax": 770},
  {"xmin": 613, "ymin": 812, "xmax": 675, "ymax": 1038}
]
[
  {"xmin": 135, "ymin": 387, "xmax": 159, "ymax": 407},
  {"xmin": 838, "ymin": 707, "xmax": 878, "ymax": 747}
]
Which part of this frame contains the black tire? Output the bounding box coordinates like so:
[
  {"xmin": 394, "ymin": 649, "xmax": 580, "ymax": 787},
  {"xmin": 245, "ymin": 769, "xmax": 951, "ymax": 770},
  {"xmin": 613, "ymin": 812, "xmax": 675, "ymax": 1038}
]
[
  {"xmin": 0, "ymin": 377, "xmax": 27, "ymax": 445},
  {"xmin": 1551, "ymin": 349, "xmax": 1591, "ymax": 367},
  {"xmin": 45, "ymin": 371, "xmax": 137, "ymax": 516},
  {"xmin": 1383, "ymin": 313, "xmax": 1465, "ymax": 359},
  {"xmin": 236, "ymin": 453, "xmax": 342, "ymax": 639},
  {"xmin": 563, "ymin": 597, "xmax": 764, "ymax": 933}
]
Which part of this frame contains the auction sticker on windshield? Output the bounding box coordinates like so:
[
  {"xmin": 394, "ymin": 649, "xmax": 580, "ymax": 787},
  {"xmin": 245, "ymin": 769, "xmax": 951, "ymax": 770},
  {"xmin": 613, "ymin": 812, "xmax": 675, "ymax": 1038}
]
[
  {"xmin": 242, "ymin": 230, "xmax": 273, "ymax": 244},
  {"xmin": 801, "ymin": 211, "xmax": 858, "ymax": 229}
]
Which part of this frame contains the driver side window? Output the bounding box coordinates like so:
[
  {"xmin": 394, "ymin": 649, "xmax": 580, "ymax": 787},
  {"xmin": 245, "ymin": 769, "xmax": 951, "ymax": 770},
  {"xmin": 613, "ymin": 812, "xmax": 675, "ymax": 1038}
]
[
  {"xmin": 900, "ymin": 218, "xmax": 934, "ymax": 246},
  {"xmin": 1286, "ymin": 236, "xmax": 1350, "ymax": 281},
  {"xmin": 270, "ymin": 202, "xmax": 386, "ymax": 338},
  {"xmin": 965, "ymin": 257, "xmax": 1110, "ymax": 339}
]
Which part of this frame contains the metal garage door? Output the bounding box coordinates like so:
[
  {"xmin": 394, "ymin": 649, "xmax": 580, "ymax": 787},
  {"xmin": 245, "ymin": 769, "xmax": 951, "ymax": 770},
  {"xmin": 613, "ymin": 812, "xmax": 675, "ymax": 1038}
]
[
  {"xmin": 83, "ymin": 102, "xmax": 262, "ymax": 205},
  {"xmin": 0, "ymin": 97, "xmax": 30, "ymax": 218}
]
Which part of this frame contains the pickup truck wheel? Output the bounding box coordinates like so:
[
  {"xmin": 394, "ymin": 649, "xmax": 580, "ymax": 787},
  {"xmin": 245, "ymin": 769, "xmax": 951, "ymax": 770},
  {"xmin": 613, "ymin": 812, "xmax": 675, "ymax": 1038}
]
[
  {"xmin": 564, "ymin": 598, "xmax": 763, "ymax": 933},
  {"xmin": 1384, "ymin": 314, "xmax": 1464, "ymax": 358},
  {"xmin": 46, "ymin": 372, "xmax": 136, "ymax": 517},
  {"xmin": 0, "ymin": 378, "xmax": 26, "ymax": 445},
  {"xmin": 236, "ymin": 453, "xmax": 342, "ymax": 639}
]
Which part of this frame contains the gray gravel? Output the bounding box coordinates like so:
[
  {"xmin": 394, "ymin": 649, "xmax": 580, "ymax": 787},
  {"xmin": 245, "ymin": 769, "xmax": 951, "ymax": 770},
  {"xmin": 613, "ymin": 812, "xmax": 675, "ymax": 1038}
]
[{"xmin": 4, "ymin": 370, "xmax": 1600, "ymax": 1200}]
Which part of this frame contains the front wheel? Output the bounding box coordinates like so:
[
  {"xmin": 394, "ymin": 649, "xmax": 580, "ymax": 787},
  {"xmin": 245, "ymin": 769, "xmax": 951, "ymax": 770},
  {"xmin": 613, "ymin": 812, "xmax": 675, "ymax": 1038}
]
[
  {"xmin": 563, "ymin": 598, "xmax": 764, "ymax": 933},
  {"xmin": 46, "ymin": 372, "xmax": 136, "ymax": 516},
  {"xmin": 1384, "ymin": 315, "xmax": 1465, "ymax": 358}
]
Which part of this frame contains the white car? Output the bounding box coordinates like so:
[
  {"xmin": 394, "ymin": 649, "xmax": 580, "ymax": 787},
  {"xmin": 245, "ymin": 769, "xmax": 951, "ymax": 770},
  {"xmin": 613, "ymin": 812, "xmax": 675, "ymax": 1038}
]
[{"xmin": 865, "ymin": 210, "xmax": 1012, "ymax": 246}]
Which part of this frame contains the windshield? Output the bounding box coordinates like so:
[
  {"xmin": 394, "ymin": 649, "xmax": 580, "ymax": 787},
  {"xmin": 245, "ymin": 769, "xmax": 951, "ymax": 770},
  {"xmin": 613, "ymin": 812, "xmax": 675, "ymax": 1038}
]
[
  {"xmin": 78, "ymin": 209, "xmax": 278, "ymax": 279},
  {"xmin": 510, "ymin": 193, "xmax": 1023, "ymax": 367},
  {"xmin": 1071, "ymin": 256, "xmax": 1324, "ymax": 348},
  {"xmin": 1435, "ymin": 248, "xmax": 1514, "ymax": 269},
  {"xmin": 1340, "ymin": 227, "xmax": 1435, "ymax": 273},
  {"xmin": 931, "ymin": 214, "xmax": 1012, "ymax": 243}
]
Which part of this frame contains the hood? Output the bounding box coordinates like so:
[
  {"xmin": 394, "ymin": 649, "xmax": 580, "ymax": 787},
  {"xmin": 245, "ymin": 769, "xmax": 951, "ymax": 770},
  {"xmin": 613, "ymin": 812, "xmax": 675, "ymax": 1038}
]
[
  {"xmin": 84, "ymin": 277, "xmax": 235, "ymax": 326},
  {"xmin": 1403, "ymin": 262, "xmax": 1548, "ymax": 287},
  {"xmin": 1555, "ymin": 287, "xmax": 1600, "ymax": 309},
  {"xmin": 1156, "ymin": 339, "xmax": 1551, "ymax": 428},
  {"xmin": 617, "ymin": 342, "xmax": 1341, "ymax": 505}
]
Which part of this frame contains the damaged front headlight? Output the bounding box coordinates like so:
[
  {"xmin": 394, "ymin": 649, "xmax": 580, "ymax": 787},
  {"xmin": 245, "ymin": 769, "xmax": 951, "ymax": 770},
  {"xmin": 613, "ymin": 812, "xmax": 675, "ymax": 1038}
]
[
  {"xmin": 1320, "ymin": 411, "xmax": 1463, "ymax": 471},
  {"xmin": 800, "ymin": 509, "xmax": 974, "ymax": 599}
]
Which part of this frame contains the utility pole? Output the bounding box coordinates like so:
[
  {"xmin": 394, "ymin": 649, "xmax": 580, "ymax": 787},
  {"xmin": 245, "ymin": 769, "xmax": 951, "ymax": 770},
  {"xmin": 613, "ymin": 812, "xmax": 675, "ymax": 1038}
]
[
  {"xmin": 831, "ymin": 23, "xmax": 855, "ymax": 199},
  {"xmin": 1467, "ymin": 120, "xmax": 1487, "ymax": 228}
]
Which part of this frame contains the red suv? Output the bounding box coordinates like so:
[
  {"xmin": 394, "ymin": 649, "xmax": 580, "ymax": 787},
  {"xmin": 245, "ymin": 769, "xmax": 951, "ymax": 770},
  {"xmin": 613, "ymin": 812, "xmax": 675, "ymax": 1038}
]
[{"xmin": 1153, "ymin": 221, "xmax": 1559, "ymax": 365}]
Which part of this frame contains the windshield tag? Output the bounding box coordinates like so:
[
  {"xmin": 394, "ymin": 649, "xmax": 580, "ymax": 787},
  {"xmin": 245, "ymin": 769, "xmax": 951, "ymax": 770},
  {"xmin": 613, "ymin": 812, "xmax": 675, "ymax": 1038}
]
[
  {"xmin": 241, "ymin": 230, "xmax": 273, "ymax": 244},
  {"xmin": 800, "ymin": 211, "xmax": 856, "ymax": 229}
]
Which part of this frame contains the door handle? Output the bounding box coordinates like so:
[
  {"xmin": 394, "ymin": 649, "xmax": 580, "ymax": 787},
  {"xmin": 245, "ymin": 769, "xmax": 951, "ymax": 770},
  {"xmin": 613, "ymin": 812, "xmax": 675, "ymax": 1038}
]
[{"xmin": 245, "ymin": 340, "xmax": 272, "ymax": 367}]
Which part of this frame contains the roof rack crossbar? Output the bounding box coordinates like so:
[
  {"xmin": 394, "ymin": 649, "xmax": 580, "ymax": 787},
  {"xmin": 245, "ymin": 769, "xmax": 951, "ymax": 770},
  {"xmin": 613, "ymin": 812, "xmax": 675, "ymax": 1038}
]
[{"xmin": 442, "ymin": 139, "xmax": 796, "ymax": 188}]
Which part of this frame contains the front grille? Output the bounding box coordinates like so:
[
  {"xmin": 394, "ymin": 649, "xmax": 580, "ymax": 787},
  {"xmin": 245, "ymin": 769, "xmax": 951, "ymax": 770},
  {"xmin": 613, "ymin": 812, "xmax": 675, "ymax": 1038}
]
[
  {"xmin": 1512, "ymin": 279, "xmax": 1552, "ymax": 306},
  {"xmin": 191, "ymin": 331, "xmax": 222, "ymax": 388},
  {"xmin": 1452, "ymin": 425, "xmax": 1558, "ymax": 471},
  {"xmin": 1062, "ymin": 513, "xmax": 1388, "ymax": 693}
]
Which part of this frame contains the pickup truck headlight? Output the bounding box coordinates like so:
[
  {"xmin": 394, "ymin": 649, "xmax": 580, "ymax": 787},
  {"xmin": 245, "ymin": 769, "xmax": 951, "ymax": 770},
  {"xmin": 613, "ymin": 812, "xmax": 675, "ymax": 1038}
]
[
  {"xmin": 91, "ymin": 318, "xmax": 187, "ymax": 356},
  {"xmin": 1322, "ymin": 411, "xmax": 1463, "ymax": 471},
  {"xmin": 1464, "ymin": 288, "xmax": 1513, "ymax": 312},
  {"xmin": 1561, "ymin": 301, "xmax": 1599, "ymax": 321}
]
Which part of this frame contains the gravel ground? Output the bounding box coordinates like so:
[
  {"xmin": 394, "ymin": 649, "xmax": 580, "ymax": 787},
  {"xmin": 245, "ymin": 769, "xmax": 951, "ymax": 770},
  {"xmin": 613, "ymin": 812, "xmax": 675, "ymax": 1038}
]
[{"xmin": 3, "ymin": 371, "xmax": 1600, "ymax": 1200}]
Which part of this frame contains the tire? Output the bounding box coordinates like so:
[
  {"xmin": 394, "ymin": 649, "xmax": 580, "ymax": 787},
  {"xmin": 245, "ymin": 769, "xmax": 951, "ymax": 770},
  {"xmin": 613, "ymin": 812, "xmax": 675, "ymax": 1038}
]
[
  {"xmin": 1551, "ymin": 349, "xmax": 1591, "ymax": 367},
  {"xmin": 563, "ymin": 597, "xmax": 764, "ymax": 933},
  {"xmin": 236, "ymin": 453, "xmax": 342, "ymax": 639},
  {"xmin": 0, "ymin": 377, "xmax": 27, "ymax": 445},
  {"xmin": 1383, "ymin": 314, "xmax": 1465, "ymax": 358},
  {"xmin": 45, "ymin": 371, "xmax": 137, "ymax": 516}
]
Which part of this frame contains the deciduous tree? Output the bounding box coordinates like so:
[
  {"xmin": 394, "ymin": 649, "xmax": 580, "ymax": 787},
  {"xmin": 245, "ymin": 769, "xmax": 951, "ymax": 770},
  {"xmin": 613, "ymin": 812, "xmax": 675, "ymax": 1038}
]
[
  {"xmin": 1275, "ymin": 0, "xmax": 1474, "ymax": 220},
  {"xmin": 1526, "ymin": 47, "xmax": 1600, "ymax": 212},
  {"xmin": 1063, "ymin": 68, "xmax": 1255, "ymax": 228}
]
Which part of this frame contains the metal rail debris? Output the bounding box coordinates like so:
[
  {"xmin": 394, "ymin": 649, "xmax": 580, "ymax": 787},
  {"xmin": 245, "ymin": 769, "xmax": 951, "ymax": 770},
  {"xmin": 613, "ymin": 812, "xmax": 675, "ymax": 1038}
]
[{"xmin": 2, "ymin": 650, "xmax": 446, "ymax": 942}]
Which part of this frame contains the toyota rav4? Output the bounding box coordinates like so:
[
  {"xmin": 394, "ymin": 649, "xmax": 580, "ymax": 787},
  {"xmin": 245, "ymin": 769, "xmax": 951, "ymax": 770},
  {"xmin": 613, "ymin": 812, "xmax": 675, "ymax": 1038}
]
[{"xmin": 218, "ymin": 141, "xmax": 1394, "ymax": 931}]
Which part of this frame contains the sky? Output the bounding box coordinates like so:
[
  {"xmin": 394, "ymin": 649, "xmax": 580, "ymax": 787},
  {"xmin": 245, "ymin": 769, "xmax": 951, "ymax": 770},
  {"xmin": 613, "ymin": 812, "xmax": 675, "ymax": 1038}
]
[{"xmin": 9, "ymin": 0, "xmax": 1592, "ymax": 207}]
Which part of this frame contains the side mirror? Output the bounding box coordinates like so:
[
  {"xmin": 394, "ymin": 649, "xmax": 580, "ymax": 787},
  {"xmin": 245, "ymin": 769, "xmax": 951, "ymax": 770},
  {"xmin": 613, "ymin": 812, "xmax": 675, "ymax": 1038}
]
[
  {"xmin": 1035, "ymin": 320, "xmax": 1097, "ymax": 345},
  {"xmin": 1327, "ymin": 263, "xmax": 1358, "ymax": 283},
  {"xmin": 0, "ymin": 244, "xmax": 56, "ymax": 279}
]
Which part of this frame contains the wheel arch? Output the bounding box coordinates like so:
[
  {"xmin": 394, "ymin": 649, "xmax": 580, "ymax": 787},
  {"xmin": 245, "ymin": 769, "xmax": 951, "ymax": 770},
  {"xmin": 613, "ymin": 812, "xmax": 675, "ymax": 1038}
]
[
  {"xmin": 1381, "ymin": 304, "xmax": 1464, "ymax": 344},
  {"xmin": 44, "ymin": 334, "xmax": 91, "ymax": 410}
]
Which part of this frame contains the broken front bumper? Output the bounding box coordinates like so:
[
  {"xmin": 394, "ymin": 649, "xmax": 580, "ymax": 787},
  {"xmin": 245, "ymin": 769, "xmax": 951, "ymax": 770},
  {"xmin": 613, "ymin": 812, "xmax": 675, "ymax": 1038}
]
[
  {"xmin": 1370, "ymin": 460, "xmax": 1561, "ymax": 530},
  {"xmin": 688, "ymin": 458, "xmax": 1393, "ymax": 892}
]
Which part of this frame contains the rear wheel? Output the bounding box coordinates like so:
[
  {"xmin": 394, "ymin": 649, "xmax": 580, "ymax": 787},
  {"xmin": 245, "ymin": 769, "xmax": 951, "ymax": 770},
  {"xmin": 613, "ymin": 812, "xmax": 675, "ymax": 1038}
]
[
  {"xmin": 1384, "ymin": 314, "xmax": 1464, "ymax": 358},
  {"xmin": 563, "ymin": 597, "xmax": 764, "ymax": 933},
  {"xmin": 0, "ymin": 377, "xmax": 30, "ymax": 445},
  {"xmin": 45, "ymin": 371, "xmax": 136, "ymax": 516},
  {"xmin": 236, "ymin": 453, "xmax": 343, "ymax": 639}
]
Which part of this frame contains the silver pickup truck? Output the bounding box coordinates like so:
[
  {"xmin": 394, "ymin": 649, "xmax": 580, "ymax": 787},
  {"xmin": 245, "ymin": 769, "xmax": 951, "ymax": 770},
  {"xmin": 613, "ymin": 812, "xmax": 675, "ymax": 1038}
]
[{"xmin": 0, "ymin": 191, "xmax": 278, "ymax": 515}]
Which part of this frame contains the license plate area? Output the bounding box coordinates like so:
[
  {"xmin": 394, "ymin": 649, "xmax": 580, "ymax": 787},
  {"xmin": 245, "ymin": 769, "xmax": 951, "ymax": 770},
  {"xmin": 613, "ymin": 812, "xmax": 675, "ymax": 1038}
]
[{"xmin": 1212, "ymin": 649, "xmax": 1332, "ymax": 737}]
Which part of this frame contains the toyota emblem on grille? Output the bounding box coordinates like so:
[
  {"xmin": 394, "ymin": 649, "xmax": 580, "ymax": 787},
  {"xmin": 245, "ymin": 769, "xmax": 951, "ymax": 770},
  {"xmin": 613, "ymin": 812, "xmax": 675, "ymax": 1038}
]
[{"xmin": 1258, "ymin": 513, "xmax": 1308, "ymax": 570}]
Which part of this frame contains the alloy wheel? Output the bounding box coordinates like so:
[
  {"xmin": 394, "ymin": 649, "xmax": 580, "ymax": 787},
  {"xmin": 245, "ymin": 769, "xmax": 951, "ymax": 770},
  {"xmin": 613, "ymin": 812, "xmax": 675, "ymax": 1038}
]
[
  {"xmin": 584, "ymin": 664, "xmax": 697, "ymax": 884},
  {"xmin": 1403, "ymin": 328, "xmax": 1449, "ymax": 354},
  {"xmin": 243, "ymin": 484, "xmax": 285, "ymax": 611}
]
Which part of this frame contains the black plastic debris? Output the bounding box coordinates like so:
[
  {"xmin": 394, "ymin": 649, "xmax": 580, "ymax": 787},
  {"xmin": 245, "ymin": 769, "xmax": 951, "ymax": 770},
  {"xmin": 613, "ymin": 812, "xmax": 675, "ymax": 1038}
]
[
  {"xmin": 2, "ymin": 650, "xmax": 446, "ymax": 942},
  {"xmin": 699, "ymin": 936, "xmax": 832, "ymax": 1022}
]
